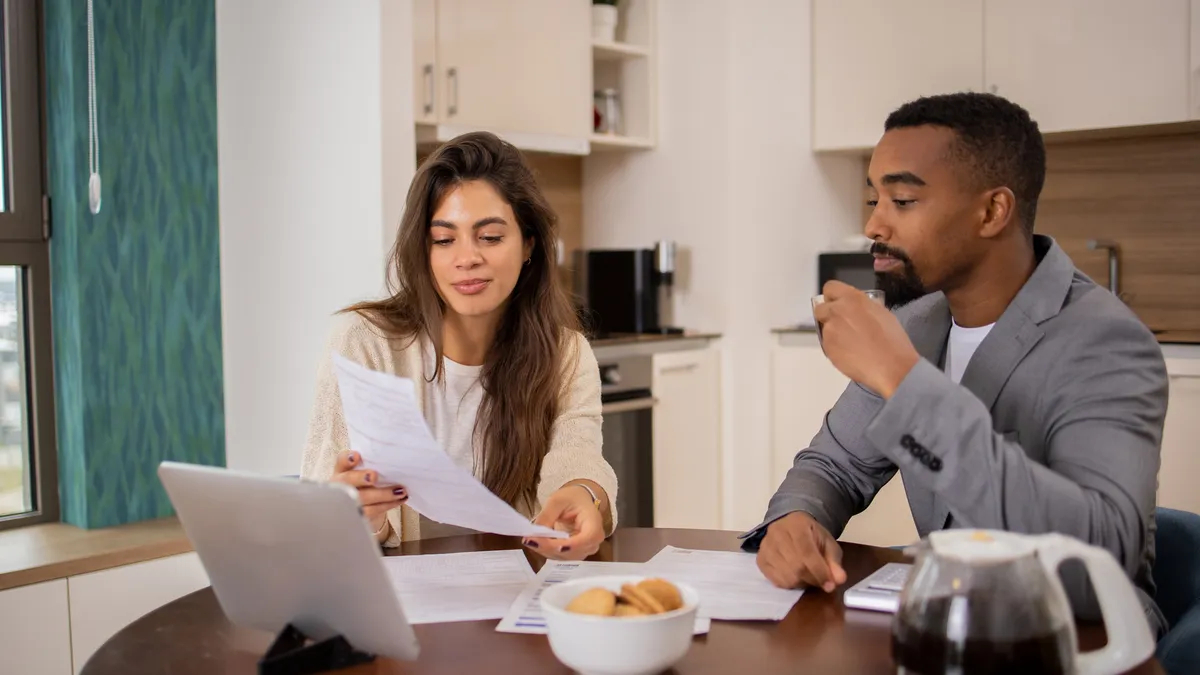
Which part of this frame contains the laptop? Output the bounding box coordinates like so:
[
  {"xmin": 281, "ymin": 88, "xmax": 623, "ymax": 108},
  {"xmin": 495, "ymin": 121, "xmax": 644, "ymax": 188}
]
[{"xmin": 157, "ymin": 461, "xmax": 420, "ymax": 661}]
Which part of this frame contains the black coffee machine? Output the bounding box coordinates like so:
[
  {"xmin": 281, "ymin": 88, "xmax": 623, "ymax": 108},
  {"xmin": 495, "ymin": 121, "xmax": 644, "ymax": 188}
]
[{"xmin": 575, "ymin": 241, "xmax": 684, "ymax": 338}]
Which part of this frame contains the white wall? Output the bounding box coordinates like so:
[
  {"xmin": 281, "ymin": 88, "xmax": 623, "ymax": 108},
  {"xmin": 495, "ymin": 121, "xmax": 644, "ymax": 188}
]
[
  {"xmin": 583, "ymin": 0, "xmax": 863, "ymax": 530},
  {"xmin": 217, "ymin": 0, "xmax": 415, "ymax": 474}
]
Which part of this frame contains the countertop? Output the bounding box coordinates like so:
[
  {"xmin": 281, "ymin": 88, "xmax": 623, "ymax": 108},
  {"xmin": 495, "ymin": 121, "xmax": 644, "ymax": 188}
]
[
  {"xmin": 588, "ymin": 331, "xmax": 723, "ymax": 347},
  {"xmin": 772, "ymin": 325, "xmax": 1200, "ymax": 345},
  {"xmin": 0, "ymin": 517, "xmax": 192, "ymax": 591}
]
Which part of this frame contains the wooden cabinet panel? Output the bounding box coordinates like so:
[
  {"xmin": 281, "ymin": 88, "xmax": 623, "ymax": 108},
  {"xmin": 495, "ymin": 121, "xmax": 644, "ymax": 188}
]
[
  {"xmin": 0, "ymin": 579, "xmax": 72, "ymax": 675},
  {"xmin": 812, "ymin": 0, "xmax": 983, "ymax": 151},
  {"xmin": 412, "ymin": 0, "xmax": 438, "ymax": 124},
  {"xmin": 984, "ymin": 0, "xmax": 1190, "ymax": 132},
  {"xmin": 435, "ymin": 0, "xmax": 590, "ymax": 139},
  {"xmin": 1159, "ymin": 358, "xmax": 1200, "ymax": 514},
  {"xmin": 652, "ymin": 348, "xmax": 722, "ymax": 530},
  {"xmin": 68, "ymin": 553, "xmax": 209, "ymax": 673},
  {"xmin": 770, "ymin": 336, "xmax": 918, "ymax": 547}
]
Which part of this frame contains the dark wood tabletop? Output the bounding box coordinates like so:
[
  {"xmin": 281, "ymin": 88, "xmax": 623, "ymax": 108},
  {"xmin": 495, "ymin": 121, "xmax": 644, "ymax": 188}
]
[{"xmin": 80, "ymin": 527, "xmax": 1163, "ymax": 674}]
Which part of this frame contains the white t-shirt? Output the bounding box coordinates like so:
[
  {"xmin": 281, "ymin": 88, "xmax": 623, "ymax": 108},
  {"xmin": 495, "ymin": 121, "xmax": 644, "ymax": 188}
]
[
  {"xmin": 945, "ymin": 320, "xmax": 995, "ymax": 385},
  {"xmin": 421, "ymin": 344, "xmax": 484, "ymax": 473}
]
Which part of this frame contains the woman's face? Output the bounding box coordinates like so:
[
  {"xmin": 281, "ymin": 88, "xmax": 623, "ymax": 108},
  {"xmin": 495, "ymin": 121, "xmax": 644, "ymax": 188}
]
[{"xmin": 429, "ymin": 180, "xmax": 532, "ymax": 323}]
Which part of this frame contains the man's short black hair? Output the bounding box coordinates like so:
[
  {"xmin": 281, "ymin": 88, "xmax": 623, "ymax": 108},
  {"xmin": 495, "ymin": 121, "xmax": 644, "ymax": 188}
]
[{"xmin": 884, "ymin": 92, "xmax": 1046, "ymax": 233}]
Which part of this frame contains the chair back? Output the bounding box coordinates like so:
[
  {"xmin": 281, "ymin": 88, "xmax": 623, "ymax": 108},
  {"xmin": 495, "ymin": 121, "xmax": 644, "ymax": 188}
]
[{"xmin": 1152, "ymin": 507, "xmax": 1200, "ymax": 675}]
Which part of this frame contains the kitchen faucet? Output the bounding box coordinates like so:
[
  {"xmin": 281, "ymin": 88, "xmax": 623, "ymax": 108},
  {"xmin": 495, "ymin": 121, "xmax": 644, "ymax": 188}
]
[{"xmin": 1086, "ymin": 239, "xmax": 1121, "ymax": 298}]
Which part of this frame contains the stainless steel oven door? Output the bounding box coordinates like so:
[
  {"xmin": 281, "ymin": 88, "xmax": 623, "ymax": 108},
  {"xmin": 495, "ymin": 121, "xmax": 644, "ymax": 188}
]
[{"xmin": 600, "ymin": 391, "xmax": 656, "ymax": 528}]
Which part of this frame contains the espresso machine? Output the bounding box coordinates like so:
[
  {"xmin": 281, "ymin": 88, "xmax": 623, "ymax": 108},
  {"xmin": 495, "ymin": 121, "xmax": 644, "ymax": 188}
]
[{"xmin": 575, "ymin": 240, "xmax": 684, "ymax": 338}]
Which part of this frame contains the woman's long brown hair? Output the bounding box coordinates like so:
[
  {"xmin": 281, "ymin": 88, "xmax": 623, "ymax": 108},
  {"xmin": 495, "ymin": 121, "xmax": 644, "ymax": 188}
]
[{"xmin": 343, "ymin": 131, "xmax": 580, "ymax": 511}]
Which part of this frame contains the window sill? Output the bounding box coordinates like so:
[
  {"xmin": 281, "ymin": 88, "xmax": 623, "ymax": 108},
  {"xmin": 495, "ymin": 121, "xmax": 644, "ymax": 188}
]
[{"xmin": 0, "ymin": 517, "xmax": 193, "ymax": 591}]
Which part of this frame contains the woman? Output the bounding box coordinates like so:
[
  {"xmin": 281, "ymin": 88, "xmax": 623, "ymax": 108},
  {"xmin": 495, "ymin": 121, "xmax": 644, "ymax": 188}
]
[{"xmin": 300, "ymin": 131, "xmax": 616, "ymax": 561}]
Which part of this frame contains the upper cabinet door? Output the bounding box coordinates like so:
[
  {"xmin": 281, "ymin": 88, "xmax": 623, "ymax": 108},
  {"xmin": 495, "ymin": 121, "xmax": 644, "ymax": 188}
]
[
  {"xmin": 985, "ymin": 0, "xmax": 1190, "ymax": 133},
  {"xmin": 1192, "ymin": 0, "xmax": 1200, "ymax": 119},
  {"xmin": 436, "ymin": 0, "xmax": 590, "ymax": 139},
  {"xmin": 413, "ymin": 0, "xmax": 438, "ymax": 125},
  {"xmin": 812, "ymin": 0, "xmax": 984, "ymax": 152}
]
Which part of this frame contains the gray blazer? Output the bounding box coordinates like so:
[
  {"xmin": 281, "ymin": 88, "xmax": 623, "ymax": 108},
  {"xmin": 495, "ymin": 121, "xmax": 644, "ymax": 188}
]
[{"xmin": 742, "ymin": 235, "xmax": 1168, "ymax": 637}]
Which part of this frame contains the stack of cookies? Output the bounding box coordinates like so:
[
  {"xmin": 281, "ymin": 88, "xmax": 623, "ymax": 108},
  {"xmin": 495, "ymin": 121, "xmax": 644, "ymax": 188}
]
[{"xmin": 565, "ymin": 578, "xmax": 684, "ymax": 618}]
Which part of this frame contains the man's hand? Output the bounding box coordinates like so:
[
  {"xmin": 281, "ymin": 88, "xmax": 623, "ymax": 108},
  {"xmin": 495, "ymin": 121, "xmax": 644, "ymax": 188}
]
[
  {"xmin": 756, "ymin": 511, "xmax": 847, "ymax": 592},
  {"xmin": 814, "ymin": 280, "xmax": 920, "ymax": 398}
]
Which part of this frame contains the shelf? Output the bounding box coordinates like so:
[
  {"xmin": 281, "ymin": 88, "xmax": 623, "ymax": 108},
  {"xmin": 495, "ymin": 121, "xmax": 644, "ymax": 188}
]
[
  {"xmin": 592, "ymin": 40, "xmax": 650, "ymax": 62},
  {"xmin": 589, "ymin": 133, "xmax": 654, "ymax": 150}
]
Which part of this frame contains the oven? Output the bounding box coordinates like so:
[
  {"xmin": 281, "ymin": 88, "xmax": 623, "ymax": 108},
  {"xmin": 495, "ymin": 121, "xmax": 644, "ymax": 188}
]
[
  {"xmin": 596, "ymin": 354, "xmax": 655, "ymax": 528},
  {"xmin": 818, "ymin": 251, "xmax": 877, "ymax": 292}
]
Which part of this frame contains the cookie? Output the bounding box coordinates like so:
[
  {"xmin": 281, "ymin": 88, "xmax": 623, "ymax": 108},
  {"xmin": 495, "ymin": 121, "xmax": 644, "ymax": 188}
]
[
  {"xmin": 636, "ymin": 578, "xmax": 683, "ymax": 612},
  {"xmin": 620, "ymin": 582, "xmax": 667, "ymax": 614},
  {"xmin": 566, "ymin": 587, "xmax": 617, "ymax": 616},
  {"xmin": 614, "ymin": 601, "xmax": 646, "ymax": 617}
]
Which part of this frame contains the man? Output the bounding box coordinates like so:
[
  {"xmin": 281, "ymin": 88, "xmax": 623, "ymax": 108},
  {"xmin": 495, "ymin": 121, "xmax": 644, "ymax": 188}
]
[{"xmin": 742, "ymin": 92, "xmax": 1168, "ymax": 636}]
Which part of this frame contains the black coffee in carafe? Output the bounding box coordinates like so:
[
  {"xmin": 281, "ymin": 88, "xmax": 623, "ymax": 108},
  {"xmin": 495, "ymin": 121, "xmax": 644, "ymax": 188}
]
[{"xmin": 892, "ymin": 596, "xmax": 1074, "ymax": 675}]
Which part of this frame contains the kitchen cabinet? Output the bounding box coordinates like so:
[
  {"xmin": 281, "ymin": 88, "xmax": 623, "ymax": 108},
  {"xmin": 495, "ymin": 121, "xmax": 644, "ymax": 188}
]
[
  {"xmin": 812, "ymin": 0, "xmax": 983, "ymax": 152},
  {"xmin": 984, "ymin": 0, "xmax": 1190, "ymax": 133},
  {"xmin": 68, "ymin": 553, "xmax": 209, "ymax": 673},
  {"xmin": 770, "ymin": 333, "xmax": 918, "ymax": 548},
  {"xmin": 412, "ymin": 0, "xmax": 437, "ymax": 125},
  {"xmin": 414, "ymin": 0, "xmax": 591, "ymax": 153},
  {"xmin": 652, "ymin": 348, "xmax": 722, "ymax": 530},
  {"xmin": 0, "ymin": 579, "xmax": 73, "ymax": 675},
  {"xmin": 1192, "ymin": 0, "xmax": 1200, "ymax": 119},
  {"xmin": 1159, "ymin": 357, "xmax": 1200, "ymax": 514}
]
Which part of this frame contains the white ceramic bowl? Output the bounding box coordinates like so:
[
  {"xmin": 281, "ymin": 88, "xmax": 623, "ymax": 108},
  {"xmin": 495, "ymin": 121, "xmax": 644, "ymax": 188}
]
[{"xmin": 540, "ymin": 575, "xmax": 700, "ymax": 675}]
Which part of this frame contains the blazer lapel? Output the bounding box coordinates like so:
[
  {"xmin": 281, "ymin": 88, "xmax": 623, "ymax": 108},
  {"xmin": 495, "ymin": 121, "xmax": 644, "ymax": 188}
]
[{"xmin": 931, "ymin": 235, "xmax": 1074, "ymax": 530}]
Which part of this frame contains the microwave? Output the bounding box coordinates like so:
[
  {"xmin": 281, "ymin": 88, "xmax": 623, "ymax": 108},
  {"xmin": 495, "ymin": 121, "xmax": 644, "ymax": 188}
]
[{"xmin": 818, "ymin": 252, "xmax": 877, "ymax": 291}]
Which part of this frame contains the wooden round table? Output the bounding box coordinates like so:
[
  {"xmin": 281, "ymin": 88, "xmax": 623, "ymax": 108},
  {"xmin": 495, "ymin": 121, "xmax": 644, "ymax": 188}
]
[{"xmin": 80, "ymin": 528, "xmax": 1163, "ymax": 674}]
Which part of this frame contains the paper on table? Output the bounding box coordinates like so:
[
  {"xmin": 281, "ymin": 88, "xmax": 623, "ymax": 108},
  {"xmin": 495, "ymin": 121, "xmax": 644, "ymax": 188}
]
[
  {"xmin": 496, "ymin": 560, "xmax": 711, "ymax": 635},
  {"xmin": 383, "ymin": 550, "xmax": 535, "ymax": 624},
  {"xmin": 332, "ymin": 353, "xmax": 566, "ymax": 539},
  {"xmin": 643, "ymin": 546, "xmax": 803, "ymax": 621}
]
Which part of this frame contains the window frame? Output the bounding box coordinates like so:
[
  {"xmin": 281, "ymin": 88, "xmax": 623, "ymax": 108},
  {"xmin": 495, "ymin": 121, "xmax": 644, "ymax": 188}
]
[{"xmin": 0, "ymin": 0, "xmax": 58, "ymax": 531}]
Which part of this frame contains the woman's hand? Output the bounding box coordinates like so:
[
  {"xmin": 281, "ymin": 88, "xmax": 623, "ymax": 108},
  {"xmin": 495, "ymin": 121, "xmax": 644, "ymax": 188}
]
[
  {"xmin": 329, "ymin": 450, "xmax": 407, "ymax": 539},
  {"xmin": 523, "ymin": 484, "xmax": 606, "ymax": 561}
]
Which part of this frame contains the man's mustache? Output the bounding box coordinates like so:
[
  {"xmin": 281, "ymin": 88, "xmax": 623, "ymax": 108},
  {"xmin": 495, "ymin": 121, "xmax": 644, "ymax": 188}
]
[{"xmin": 870, "ymin": 241, "xmax": 912, "ymax": 265}]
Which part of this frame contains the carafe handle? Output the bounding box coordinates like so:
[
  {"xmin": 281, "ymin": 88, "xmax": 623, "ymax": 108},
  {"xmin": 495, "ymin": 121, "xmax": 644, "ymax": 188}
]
[{"xmin": 1035, "ymin": 534, "xmax": 1155, "ymax": 675}]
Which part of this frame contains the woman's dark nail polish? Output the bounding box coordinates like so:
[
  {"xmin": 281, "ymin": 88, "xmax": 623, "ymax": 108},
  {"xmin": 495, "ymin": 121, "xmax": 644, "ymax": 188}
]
[
  {"xmin": 393, "ymin": 488, "xmax": 405, "ymax": 496},
  {"xmin": 560, "ymin": 546, "xmax": 571, "ymax": 553},
  {"xmin": 524, "ymin": 540, "xmax": 539, "ymax": 549}
]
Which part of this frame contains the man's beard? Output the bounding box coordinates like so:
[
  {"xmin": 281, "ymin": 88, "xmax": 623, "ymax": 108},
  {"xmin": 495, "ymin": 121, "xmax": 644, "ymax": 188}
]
[{"xmin": 871, "ymin": 241, "xmax": 928, "ymax": 310}]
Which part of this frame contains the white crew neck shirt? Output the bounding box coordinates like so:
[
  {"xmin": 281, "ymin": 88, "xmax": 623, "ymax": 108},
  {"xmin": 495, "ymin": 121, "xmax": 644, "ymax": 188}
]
[
  {"xmin": 421, "ymin": 343, "xmax": 484, "ymax": 473},
  {"xmin": 945, "ymin": 320, "xmax": 995, "ymax": 384}
]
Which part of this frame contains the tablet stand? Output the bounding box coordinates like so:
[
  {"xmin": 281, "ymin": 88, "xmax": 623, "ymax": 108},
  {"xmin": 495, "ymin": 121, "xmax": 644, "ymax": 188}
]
[{"xmin": 258, "ymin": 623, "xmax": 376, "ymax": 675}]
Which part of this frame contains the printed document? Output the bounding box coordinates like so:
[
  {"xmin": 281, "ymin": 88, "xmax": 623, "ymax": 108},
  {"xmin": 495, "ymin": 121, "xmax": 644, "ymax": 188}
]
[
  {"xmin": 383, "ymin": 550, "xmax": 535, "ymax": 624},
  {"xmin": 644, "ymin": 546, "xmax": 803, "ymax": 621},
  {"xmin": 332, "ymin": 353, "xmax": 565, "ymax": 539},
  {"xmin": 496, "ymin": 560, "xmax": 711, "ymax": 635}
]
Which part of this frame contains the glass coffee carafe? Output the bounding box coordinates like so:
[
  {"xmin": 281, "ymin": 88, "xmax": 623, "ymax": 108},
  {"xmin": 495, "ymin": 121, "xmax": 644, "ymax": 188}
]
[{"xmin": 892, "ymin": 529, "xmax": 1155, "ymax": 675}]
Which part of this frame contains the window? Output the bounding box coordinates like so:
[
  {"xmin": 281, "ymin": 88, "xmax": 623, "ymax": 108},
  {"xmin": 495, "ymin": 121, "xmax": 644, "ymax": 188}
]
[{"xmin": 0, "ymin": 0, "xmax": 57, "ymax": 529}]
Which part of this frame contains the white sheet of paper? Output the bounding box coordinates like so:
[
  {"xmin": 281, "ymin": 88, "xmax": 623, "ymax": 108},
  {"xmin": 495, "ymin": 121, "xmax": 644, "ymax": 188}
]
[
  {"xmin": 643, "ymin": 546, "xmax": 803, "ymax": 621},
  {"xmin": 495, "ymin": 560, "xmax": 711, "ymax": 635},
  {"xmin": 383, "ymin": 550, "xmax": 536, "ymax": 624},
  {"xmin": 332, "ymin": 353, "xmax": 565, "ymax": 539}
]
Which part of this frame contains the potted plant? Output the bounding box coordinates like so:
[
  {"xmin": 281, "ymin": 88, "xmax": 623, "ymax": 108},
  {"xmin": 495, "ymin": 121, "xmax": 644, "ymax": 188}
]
[{"xmin": 592, "ymin": 0, "xmax": 619, "ymax": 43}]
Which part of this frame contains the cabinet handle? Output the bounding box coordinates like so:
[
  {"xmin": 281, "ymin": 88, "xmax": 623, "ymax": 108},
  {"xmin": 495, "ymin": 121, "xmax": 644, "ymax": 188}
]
[
  {"xmin": 1169, "ymin": 373, "xmax": 1200, "ymax": 381},
  {"xmin": 447, "ymin": 67, "xmax": 458, "ymax": 117},
  {"xmin": 658, "ymin": 362, "xmax": 699, "ymax": 375},
  {"xmin": 990, "ymin": 84, "xmax": 998, "ymax": 94},
  {"xmin": 422, "ymin": 64, "xmax": 434, "ymax": 116}
]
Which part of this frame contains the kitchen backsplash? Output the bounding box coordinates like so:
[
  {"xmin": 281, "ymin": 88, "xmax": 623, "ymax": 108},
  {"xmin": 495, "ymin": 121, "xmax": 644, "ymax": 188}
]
[{"xmin": 858, "ymin": 129, "xmax": 1200, "ymax": 338}]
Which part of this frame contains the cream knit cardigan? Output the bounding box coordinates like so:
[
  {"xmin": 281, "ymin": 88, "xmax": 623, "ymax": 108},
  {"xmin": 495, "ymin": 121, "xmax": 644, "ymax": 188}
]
[{"xmin": 299, "ymin": 312, "xmax": 619, "ymax": 547}]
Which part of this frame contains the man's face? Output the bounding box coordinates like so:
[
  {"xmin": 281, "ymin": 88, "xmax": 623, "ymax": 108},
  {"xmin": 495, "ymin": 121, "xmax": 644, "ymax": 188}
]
[{"xmin": 865, "ymin": 126, "xmax": 987, "ymax": 309}]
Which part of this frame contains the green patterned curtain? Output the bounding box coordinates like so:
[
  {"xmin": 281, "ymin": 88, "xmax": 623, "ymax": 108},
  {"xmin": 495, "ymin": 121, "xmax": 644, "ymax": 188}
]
[{"xmin": 43, "ymin": 0, "xmax": 225, "ymax": 528}]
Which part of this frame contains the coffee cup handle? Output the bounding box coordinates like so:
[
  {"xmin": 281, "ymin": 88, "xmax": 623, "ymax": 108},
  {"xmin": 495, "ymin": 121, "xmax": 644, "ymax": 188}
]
[{"xmin": 1035, "ymin": 535, "xmax": 1155, "ymax": 675}]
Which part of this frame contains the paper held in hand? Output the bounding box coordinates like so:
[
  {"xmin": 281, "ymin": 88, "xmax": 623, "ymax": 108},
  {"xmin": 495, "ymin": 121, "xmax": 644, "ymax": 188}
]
[{"xmin": 331, "ymin": 352, "xmax": 566, "ymax": 539}]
